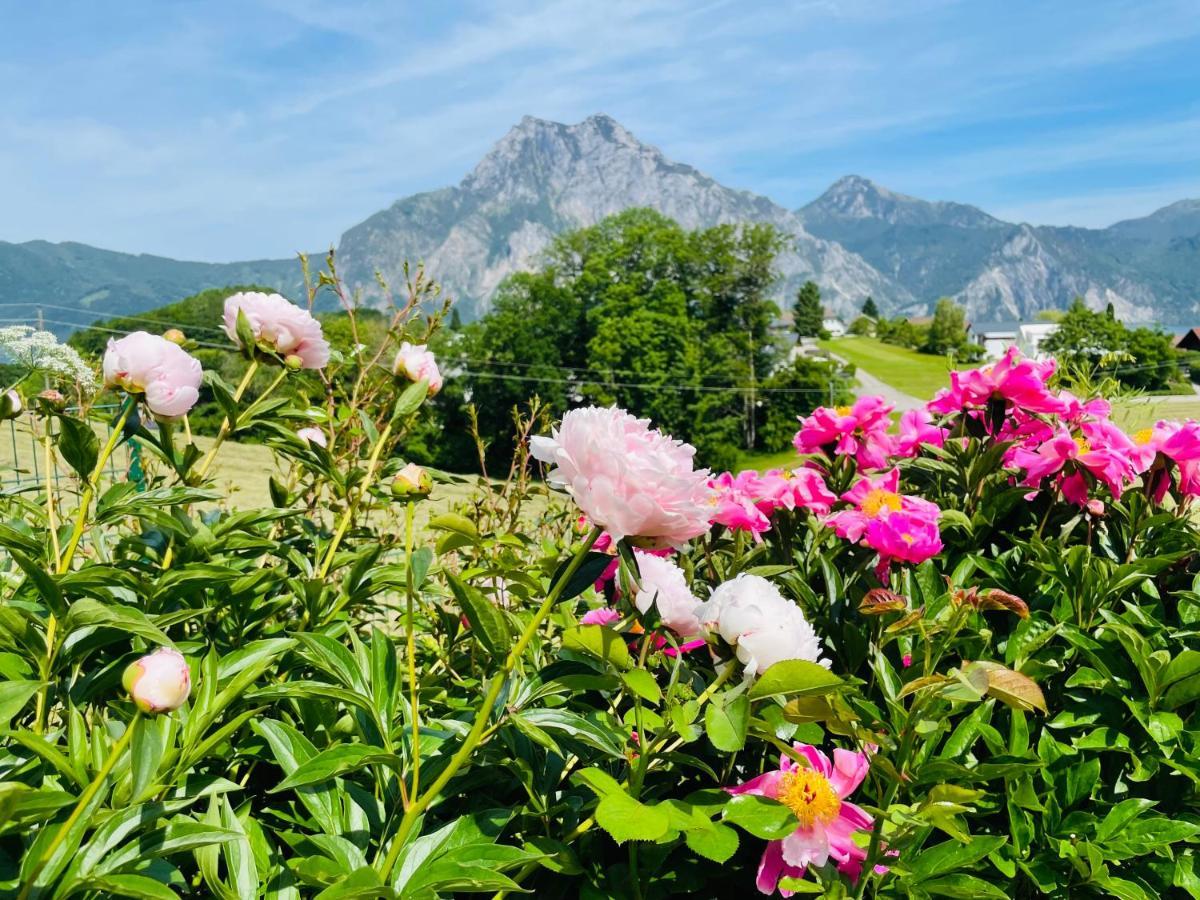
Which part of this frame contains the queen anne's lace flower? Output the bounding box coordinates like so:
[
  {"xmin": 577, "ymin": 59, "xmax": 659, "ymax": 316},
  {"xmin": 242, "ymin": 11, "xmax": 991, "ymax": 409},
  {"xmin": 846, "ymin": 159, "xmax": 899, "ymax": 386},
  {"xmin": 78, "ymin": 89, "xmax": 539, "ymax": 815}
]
[{"xmin": 0, "ymin": 326, "xmax": 96, "ymax": 391}]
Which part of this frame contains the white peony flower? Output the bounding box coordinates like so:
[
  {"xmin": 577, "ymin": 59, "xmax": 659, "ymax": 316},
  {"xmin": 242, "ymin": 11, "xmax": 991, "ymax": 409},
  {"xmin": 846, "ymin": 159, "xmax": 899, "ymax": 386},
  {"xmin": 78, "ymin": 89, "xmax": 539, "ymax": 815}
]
[
  {"xmin": 632, "ymin": 551, "xmax": 703, "ymax": 638},
  {"xmin": 696, "ymin": 574, "xmax": 828, "ymax": 676}
]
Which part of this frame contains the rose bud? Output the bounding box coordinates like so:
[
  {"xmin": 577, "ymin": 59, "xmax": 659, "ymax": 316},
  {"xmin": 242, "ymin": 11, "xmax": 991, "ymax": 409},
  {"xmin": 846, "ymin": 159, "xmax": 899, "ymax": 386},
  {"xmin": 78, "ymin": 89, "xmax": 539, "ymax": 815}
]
[
  {"xmin": 0, "ymin": 389, "xmax": 23, "ymax": 420},
  {"xmin": 391, "ymin": 462, "xmax": 432, "ymax": 499},
  {"xmin": 122, "ymin": 647, "xmax": 192, "ymax": 714}
]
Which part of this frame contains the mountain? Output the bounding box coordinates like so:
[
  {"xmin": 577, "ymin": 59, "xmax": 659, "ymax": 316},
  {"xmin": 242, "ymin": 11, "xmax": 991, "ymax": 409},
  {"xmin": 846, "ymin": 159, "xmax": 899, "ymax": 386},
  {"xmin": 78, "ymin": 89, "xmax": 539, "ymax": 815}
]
[
  {"xmin": 799, "ymin": 176, "xmax": 1200, "ymax": 324},
  {"xmin": 0, "ymin": 240, "xmax": 305, "ymax": 337},
  {"xmin": 3, "ymin": 115, "xmax": 1198, "ymax": 332},
  {"xmin": 337, "ymin": 115, "xmax": 909, "ymax": 319}
]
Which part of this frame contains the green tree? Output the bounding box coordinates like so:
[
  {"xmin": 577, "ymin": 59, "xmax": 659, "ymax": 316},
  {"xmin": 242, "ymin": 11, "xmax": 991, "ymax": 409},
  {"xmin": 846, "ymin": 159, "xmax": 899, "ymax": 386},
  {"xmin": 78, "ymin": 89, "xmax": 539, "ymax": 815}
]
[
  {"xmin": 1042, "ymin": 298, "xmax": 1179, "ymax": 390},
  {"xmin": 792, "ymin": 281, "xmax": 824, "ymax": 339},
  {"xmin": 922, "ymin": 297, "xmax": 972, "ymax": 357},
  {"xmin": 862, "ymin": 296, "xmax": 879, "ymax": 319}
]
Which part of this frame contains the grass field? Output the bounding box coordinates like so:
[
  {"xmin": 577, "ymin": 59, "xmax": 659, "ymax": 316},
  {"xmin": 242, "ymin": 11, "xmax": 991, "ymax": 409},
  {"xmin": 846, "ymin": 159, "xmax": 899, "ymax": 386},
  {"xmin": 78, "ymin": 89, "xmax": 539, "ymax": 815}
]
[{"xmin": 818, "ymin": 336, "xmax": 954, "ymax": 399}]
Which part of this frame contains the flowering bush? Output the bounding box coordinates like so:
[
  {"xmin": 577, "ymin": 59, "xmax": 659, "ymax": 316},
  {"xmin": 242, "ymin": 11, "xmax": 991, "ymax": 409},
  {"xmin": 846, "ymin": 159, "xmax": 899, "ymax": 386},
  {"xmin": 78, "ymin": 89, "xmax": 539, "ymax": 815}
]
[{"xmin": 0, "ymin": 270, "xmax": 1197, "ymax": 899}]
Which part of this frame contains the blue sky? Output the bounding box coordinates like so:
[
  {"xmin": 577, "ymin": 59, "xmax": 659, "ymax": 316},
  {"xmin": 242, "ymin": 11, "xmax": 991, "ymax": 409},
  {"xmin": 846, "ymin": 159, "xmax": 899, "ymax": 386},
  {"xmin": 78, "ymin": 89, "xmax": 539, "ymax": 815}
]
[{"xmin": 2, "ymin": 0, "xmax": 1198, "ymax": 261}]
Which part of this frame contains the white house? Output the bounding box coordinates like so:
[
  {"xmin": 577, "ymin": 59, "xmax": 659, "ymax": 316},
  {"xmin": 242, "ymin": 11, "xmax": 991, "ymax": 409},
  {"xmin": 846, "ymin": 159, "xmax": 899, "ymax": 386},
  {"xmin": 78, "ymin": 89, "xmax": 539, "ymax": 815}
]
[
  {"xmin": 822, "ymin": 316, "xmax": 847, "ymax": 338},
  {"xmin": 973, "ymin": 321, "xmax": 1059, "ymax": 361},
  {"xmin": 1017, "ymin": 323, "xmax": 1059, "ymax": 359}
]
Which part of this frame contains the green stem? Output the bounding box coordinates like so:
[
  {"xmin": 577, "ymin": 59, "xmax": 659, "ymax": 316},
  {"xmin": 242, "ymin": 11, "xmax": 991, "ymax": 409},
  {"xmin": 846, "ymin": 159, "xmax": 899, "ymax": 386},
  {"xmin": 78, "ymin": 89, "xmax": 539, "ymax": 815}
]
[
  {"xmin": 404, "ymin": 500, "xmax": 420, "ymax": 804},
  {"xmin": 316, "ymin": 420, "xmax": 394, "ymax": 580},
  {"xmin": 36, "ymin": 397, "xmax": 133, "ymax": 735},
  {"xmin": 378, "ymin": 526, "xmax": 603, "ymax": 883},
  {"xmin": 191, "ymin": 360, "xmax": 260, "ymax": 482},
  {"xmin": 19, "ymin": 712, "xmax": 140, "ymax": 899}
]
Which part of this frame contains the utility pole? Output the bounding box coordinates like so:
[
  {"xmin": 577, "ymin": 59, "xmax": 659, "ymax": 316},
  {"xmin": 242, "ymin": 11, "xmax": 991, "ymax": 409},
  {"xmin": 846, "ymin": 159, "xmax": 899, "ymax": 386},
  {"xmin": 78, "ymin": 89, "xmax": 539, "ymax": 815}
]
[{"xmin": 745, "ymin": 329, "xmax": 756, "ymax": 450}]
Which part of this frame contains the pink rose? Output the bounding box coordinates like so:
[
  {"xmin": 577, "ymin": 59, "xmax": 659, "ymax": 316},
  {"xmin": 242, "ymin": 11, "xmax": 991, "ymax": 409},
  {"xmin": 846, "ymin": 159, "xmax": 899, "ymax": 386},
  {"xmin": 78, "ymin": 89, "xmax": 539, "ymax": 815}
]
[
  {"xmin": 122, "ymin": 647, "xmax": 191, "ymax": 714},
  {"xmin": 223, "ymin": 291, "xmax": 330, "ymax": 369},
  {"xmin": 531, "ymin": 406, "xmax": 712, "ymax": 548},
  {"xmin": 103, "ymin": 332, "xmax": 202, "ymax": 421},
  {"xmin": 393, "ymin": 342, "xmax": 444, "ymax": 395}
]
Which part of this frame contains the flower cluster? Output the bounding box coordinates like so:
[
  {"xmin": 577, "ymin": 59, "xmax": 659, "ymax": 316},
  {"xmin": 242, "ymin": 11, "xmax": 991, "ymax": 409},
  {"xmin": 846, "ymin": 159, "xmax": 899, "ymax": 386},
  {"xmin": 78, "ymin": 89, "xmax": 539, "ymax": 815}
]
[
  {"xmin": 794, "ymin": 396, "xmax": 895, "ymax": 470},
  {"xmin": 708, "ymin": 468, "xmax": 836, "ymax": 540},
  {"xmin": 827, "ymin": 468, "xmax": 943, "ymax": 574},
  {"xmin": 0, "ymin": 325, "xmax": 97, "ymax": 391}
]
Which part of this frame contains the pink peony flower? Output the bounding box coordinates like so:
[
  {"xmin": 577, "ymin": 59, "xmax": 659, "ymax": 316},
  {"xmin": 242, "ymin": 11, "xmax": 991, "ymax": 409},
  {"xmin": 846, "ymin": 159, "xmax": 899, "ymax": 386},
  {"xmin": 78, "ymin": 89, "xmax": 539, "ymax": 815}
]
[
  {"xmin": 708, "ymin": 468, "xmax": 837, "ymax": 541},
  {"xmin": 393, "ymin": 341, "xmax": 444, "ymax": 395},
  {"xmin": 709, "ymin": 471, "xmax": 773, "ymax": 540},
  {"xmin": 1158, "ymin": 420, "xmax": 1200, "ymax": 498},
  {"xmin": 927, "ymin": 347, "xmax": 1064, "ymax": 418},
  {"xmin": 122, "ymin": 647, "xmax": 192, "ymax": 714},
  {"xmin": 696, "ymin": 574, "xmax": 827, "ymax": 676},
  {"xmin": 580, "ymin": 607, "xmax": 620, "ymax": 626},
  {"xmin": 531, "ymin": 407, "xmax": 713, "ymax": 548},
  {"xmin": 826, "ymin": 469, "xmax": 942, "ymax": 571},
  {"xmin": 103, "ymin": 332, "xmax": 203, "ymax": 421},
  {"xmin": 223, "ymin": 291, "xmax": 330, "ymax": 369},
  {"xmin": 794, "ymin": 396, "xmax": 896, "ymax": 470},
  {"xmin": 297, "ymin": 426, "xmax": 327, "ymax": 448},
  {"xmin": 727, "ymin": 743, "xmax": 888, "ymax": 893},
  {"xmin": 1010, "ymin": 421, "xmax": 1139, "ymax": 503},
  {"xmin": 894, "ymin": 409, "xmax": 947, "ymax": 457},
  {"xmin": 633, "ymin": 552, "xmax": 703, "ymax": 638}
]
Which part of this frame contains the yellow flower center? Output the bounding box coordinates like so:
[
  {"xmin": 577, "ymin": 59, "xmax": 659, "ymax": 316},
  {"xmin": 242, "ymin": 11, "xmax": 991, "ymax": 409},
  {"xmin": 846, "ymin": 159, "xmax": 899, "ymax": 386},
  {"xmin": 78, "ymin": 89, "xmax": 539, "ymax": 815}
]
[
  {"xmin": 1134, "ymin": 428, "xmax": 1154, "ymax": 445},
  {"xmin": 1074, "ymin": 437, "xmax": 1091, "ymax": 455},
  {"xmin": 834, "ymin": 405, "xmax": 852, "ymax": 417},
  {"xmin": 778, "ymin": 768, "xmax": 842, "ymax": 829},
  {"xmin": 861, "ymin": 488, "xmax": 902, "ymax": 518}
]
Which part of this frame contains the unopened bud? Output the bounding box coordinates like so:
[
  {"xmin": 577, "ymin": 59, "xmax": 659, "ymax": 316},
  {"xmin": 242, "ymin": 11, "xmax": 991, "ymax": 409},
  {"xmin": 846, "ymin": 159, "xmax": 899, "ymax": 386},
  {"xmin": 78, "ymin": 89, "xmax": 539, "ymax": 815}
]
[
  {"xmin": 297, "ymin": 426, "xmax": 327, "ymax": 448},
  {"xmin": 0, "ymin": 389, "xmax": 23, "ymax": 420},
  {"xmin": 391, "ymin": 462, "xmax": 432, "ymax": 499},
  {"xmin": 284, "ymin": 354, "xmax": 304, "ymax": 370},
  {"xmin": 162, "ymin": 328, "xmax": 186, "ymax": 345},
  {"xmin": 122, "ymin": 647, "xmax": 192, "ymax": 714},
  {"xmin": 1086, "ymin": 499, "xmax": 1105, "ymax": 518}
]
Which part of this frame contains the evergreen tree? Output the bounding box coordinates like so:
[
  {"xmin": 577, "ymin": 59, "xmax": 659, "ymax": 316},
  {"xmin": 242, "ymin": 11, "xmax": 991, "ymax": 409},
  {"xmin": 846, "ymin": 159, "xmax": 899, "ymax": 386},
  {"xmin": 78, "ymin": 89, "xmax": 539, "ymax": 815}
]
[
  {"xmin": 449, "ymin": 307, "xmax": 463, "ymax": 330},
  {"xmin": 792, "ymin": 281, "xmax": 824, "ymax": 339},
  {"xmin": 922, "ymin": 297, "xmax": 971, "ymax": 356},
  {"xmin": 862, "ymin": 296, "xmax": 879, "ymax": 319}
]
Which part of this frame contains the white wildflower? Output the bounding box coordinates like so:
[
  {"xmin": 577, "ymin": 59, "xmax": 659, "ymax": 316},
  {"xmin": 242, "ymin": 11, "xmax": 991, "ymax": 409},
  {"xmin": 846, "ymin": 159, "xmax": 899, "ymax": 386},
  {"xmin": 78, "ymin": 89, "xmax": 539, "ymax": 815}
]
[{"xmin": 0, "ymin": 326, "xmax": 97, "ymax": 392}]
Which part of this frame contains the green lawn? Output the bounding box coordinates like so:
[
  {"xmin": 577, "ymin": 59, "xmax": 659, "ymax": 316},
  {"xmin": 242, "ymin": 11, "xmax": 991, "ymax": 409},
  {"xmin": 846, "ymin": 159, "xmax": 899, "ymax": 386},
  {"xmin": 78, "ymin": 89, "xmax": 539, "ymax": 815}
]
[
  {"xmin": 818, "ymin": 336, "xmax": 953, "ymax": 399},
  {"xmin": 1111, "ymin": 397, "xmax": 1200, "ymax": 431}
]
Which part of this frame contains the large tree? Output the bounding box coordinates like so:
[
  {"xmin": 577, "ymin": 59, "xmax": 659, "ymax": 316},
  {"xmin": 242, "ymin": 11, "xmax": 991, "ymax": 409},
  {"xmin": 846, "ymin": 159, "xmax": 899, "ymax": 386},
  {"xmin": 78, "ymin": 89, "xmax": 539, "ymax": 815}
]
[
  {"xmin": 792, "ymin": 281, "xmax": 824, "ymax": 339},
  {"xmin": 1042, "ymin": 298, "xmax": 1179, "ymax": 390}
]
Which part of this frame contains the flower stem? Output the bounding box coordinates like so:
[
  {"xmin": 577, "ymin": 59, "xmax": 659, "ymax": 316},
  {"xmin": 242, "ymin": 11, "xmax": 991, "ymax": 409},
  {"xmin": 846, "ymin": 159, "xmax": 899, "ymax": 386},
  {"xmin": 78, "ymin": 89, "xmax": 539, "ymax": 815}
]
[
  {"xmin": 404, "ymin": 500, "xmax": 420, "ymax": 805},
  {"xmin": 19, "ymin": 712, "xmax": 140, "ymax": 899},
  {"xmin": 377, "ymin": 525, "xmax": 603, "ymax": 883},
  {"xmin": 192, "ymin": 359, "xmax": 262, "ymax": 482},
  {"xmin": 36, "ymin": 397, "xmax": 134, "ymax": 734},
  {"xmin": 42, "ymin": 420, "xmax": 61, "ymax": 569},
  {"xmin": 316, "ymin": 420, "xmax": 394, "ymax": 580}
]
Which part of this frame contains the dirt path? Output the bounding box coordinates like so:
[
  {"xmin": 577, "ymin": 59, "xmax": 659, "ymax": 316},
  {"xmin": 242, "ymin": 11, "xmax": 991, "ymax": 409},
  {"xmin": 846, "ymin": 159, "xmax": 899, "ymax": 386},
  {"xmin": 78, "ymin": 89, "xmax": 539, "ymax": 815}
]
[{"xmin": 828, "ymin": 353, "xmax": 925, "ymax": 411}]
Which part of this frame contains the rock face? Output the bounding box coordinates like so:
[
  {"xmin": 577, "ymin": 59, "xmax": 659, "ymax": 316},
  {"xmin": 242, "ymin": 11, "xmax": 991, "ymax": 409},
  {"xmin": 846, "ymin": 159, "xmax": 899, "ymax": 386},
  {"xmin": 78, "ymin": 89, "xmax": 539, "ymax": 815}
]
[
  {"xmin": 800, "ymin": 176, "xmax": 1200, "ymax": 324},
  {"xmin": 337, "ymin": 115, "xmax": 905, "ymax": 319}
]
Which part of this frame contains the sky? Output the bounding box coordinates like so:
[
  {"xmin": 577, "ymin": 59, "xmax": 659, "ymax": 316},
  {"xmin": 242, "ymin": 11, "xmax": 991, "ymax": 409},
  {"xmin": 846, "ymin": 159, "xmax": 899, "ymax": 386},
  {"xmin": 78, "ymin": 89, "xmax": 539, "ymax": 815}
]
[{"xmin": 2, "ymin": 0, "xmax": 1198, "ymax": 261}]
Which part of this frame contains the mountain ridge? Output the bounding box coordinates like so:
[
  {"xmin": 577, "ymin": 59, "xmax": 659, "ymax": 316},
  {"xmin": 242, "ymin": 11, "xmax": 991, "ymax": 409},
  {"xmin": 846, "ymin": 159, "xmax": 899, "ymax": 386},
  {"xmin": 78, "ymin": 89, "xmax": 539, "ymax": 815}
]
[{"xmin": 2, "ymin": 114, "xmax": 1197, "ymax": 334}]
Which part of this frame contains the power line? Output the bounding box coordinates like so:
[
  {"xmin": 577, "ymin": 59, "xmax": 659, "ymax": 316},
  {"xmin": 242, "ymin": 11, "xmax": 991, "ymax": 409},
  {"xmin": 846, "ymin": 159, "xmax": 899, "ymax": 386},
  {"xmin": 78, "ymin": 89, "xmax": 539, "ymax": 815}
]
[
  {"xmin": 456, "ymin": 368, "xmax": 837, "ymax": 395},
  {"xmin": 0, "ymin": 303, "xmax": 229, "ymax": 337}
]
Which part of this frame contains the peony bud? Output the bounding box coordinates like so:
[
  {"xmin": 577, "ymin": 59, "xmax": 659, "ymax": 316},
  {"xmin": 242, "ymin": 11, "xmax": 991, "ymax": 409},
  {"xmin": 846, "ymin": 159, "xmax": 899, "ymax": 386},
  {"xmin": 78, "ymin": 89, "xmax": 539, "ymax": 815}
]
[
  {"xmin": 392, "ymin": 342, "xmax": 443, "ymax": 395},
  {"xmin": 35, "ymin": 389, "xmax": 67, "ymax": 414},
  {"xmin": 284, "ymin": 354, "xmax": 304, "ymax": 370},
  {"xmin": 296, "ymin": 426, "xmax": 327, "ymax": 448},
  {"xmin": 122, "ymin": 647, "xmax": 191, "ymax": 714},
  {"xmin": 162, "ymin": 328, "xmax": 186, "ymax": 345},
  {"xmin": 391, "ymin": 462, "xmax": 432, "ymax": 499},
  {"xmin": 0, "ymin": 389, "xmax": 23, "ymax": 420},
  {"xmin": 1086, "ymin": 499, "xmax": 1105, "ymax": 518}
]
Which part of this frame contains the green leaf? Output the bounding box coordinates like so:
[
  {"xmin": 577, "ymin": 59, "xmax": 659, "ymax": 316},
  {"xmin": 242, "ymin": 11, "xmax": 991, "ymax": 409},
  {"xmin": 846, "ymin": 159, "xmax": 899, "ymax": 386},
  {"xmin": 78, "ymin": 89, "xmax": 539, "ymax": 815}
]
[
  {"xmin": 57, "ymin": 414, "xmax": 100, "ymax": 479},
  {"xmin": 962, "ymin": 661, "xmax": 1047, "ymax": 714},
  {"xmin": 722, "ymin": 795, "xmax": 796, "ymax": 840},
  {"xmin": 684, "ymin": 822, "xmax": 739, "ymax": 863},
  {"xmin": 1096, "ymin": 799, "xmax": 1156, "ymax": 842},
  {"xmin": 705, "ymin": 692, "xmax": 750, "ymax": 752},
  {"xmin": 551, "ymin": 551, "xmax": 614, "ymax": 603},
  {"xmin": 1160, "ymin": 649, "xmax": 1200, "ymax": 708},
  {"xmin": 0, "ymin": 680, "xmax": 42, "ymax": 726},
  {"xmin": 748, "ymin": 659, "xmax": 843, "ymax": 701},
  {"xmin": 922, "ymin": 874, "xmax": 1011, "ymax": 899},
  {"xmin": 77, "ymin": 874, "xmax": 180, "ymax": 899},
  {"xmin": 392, "ymin": 380, "xmax": 429, "ymax": 419},
  {"xmin": 428, "ymin": 513, "xmax": 479, "ymax": 542},
  {"xmin": 594, "ymin": 791, "xmax": 670, "ymax": 844},
  {"xmin": 129, "ymin": 718, "xmax": 165, "ymax": 803},
  {"xmin": 622, "ymin": 669, "xmax": 662, "ymax": 704},
  {"xmin": 562, "ymin": 625, "xmax": 631, "ymax": 670},
  {"xmin": 272, "ymin": 745, "xmax": 402, "ymax": 792},
  {"xmin": 776, "ymin": 877, "xmax": 824, "ymax": 894},
  {"xmin": 909, "ymin": 836, "xmax": 1008, "ymax": 879},
  {"xmin": 64, "ymin": 599, "xmax": 172, "ymax": 648},
  {"xmin": 446, "ymin": 573, "xmax": 510, "ymax": 657}
]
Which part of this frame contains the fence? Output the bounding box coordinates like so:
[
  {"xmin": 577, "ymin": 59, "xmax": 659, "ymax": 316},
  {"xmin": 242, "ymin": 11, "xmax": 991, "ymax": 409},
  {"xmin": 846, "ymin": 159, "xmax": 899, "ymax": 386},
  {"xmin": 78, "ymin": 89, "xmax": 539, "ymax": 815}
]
[{"xmin": 1, "ymin": 405, "xmax": 136, "ymax": 491}]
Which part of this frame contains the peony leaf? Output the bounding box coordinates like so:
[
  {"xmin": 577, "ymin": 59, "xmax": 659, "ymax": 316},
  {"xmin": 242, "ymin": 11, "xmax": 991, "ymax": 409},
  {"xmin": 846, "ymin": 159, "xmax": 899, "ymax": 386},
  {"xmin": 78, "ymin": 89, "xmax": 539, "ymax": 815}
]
[
  {"xmin": 594, "ymin": 791, "xmax": 670, "ymax": 844},
  {"xmin": 748, "ymin": 660, "xmax": 843, "ymax": 701},
  {"xmin": 962, "ymin": 661, "xmax": 1047, "ymax": 714},
  {"xmin": 562, "ymin": 625, "xmax": 631, "ymax": 670},
  {"xmin": 704, "ymin": 691, "xmax": 749, "ymax": 752}
]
